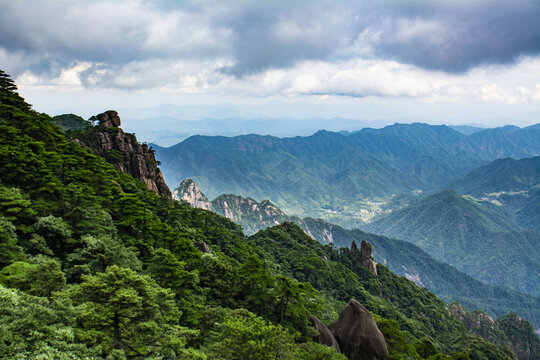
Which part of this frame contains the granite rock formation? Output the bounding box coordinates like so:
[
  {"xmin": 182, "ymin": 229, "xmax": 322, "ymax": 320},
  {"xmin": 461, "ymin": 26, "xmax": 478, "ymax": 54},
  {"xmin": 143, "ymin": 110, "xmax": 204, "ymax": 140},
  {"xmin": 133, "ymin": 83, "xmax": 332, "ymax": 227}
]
[
  {"xmin": 311, "ymin": 299, "xmax": 388, "ymax": 359},
  {"xmin": 351, "ymin": 240, "xmax": 378, "ymax": 276},
  {"xmin": 173, "ymin": 179, "xmax": 212, "ymax": 210},
  {"xmin": 80, "ymin": 110, "xmax": 172, "ymax": 200},
  {"xmin": 310, "ymin": 315, "xmax": 341, "ymax": 353}
]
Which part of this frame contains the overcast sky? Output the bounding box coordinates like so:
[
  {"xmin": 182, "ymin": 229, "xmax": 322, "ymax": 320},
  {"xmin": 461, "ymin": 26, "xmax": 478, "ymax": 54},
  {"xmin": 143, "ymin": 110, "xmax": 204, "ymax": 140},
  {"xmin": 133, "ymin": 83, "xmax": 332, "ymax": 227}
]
[{"xmin": 2, "ymin": 0, "xmax": 540, "ymax": 140}]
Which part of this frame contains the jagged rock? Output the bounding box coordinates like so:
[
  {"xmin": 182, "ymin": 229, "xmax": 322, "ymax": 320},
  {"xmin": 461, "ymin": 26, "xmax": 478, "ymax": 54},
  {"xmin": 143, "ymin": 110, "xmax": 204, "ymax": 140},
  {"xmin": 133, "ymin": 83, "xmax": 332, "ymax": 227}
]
[
  {"xmin": 198, "ymin": 241, "xmax": 211, "ymax": 253},
  {"xmin": 310, "ymin": 315, "xmax": 341, "ymax": 353},
  {"xmin": 174, "ymin": 179, "xmax": 213, "ymax": 210},
  {"xmin": 361, "ymin": 240, "xmax": 378, "ymax": 276},
  {"xmin": 97, "ymin": 110, "xmax": 121, "ymax": 128},
  {"xmin": 350, "ymin": 240, "xmax": 378, "ymax": 276},
  {"xmin": 350, "ymin": 241, "xmax": 359, "ymax": 254},
  {"xmin": 329, "ymin": 299, "xmax": 389, "ymax": 360},
  {"xmin": 82, "ymin": 111, "xmax": 172, "ymax": 201}
]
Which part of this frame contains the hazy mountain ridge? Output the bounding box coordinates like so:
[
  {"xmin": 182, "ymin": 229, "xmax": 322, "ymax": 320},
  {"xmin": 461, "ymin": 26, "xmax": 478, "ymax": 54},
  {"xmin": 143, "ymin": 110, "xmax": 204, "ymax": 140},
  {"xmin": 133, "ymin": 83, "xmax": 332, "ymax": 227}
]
[
  {"xmin": 154, "ymin": 122, "xmax": 540, "ymax": 223},
  {"xmin": 452, "ymin": 157, "xmax": 540, "ymax": 197},
  {"xmin": 367, "ymin": 190, "xmax": 540, "ymax": 296}
]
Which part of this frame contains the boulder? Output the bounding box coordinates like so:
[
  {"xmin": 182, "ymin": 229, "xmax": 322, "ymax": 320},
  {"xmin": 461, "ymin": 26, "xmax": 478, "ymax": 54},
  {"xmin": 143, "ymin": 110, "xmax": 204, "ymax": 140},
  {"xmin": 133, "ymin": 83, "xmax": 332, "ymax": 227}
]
[
  {"xmin": 329, "ymin": 299, "xmax": 389, "ymax": 360},
  {"xmin": 310, "ymin": 315, "xmax": 341, "ymax": 353},
  {"xmin": 198, "ymin": 241, "xmax": 211, "ymax": 253}
]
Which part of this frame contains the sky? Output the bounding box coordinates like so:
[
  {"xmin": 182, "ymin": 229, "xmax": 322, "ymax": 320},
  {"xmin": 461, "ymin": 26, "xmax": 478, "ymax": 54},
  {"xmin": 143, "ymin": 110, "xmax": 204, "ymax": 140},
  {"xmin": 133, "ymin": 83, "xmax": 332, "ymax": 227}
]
[{"xmin": 1, "ymin": 0, "xmax": 540, "ymax": 144}]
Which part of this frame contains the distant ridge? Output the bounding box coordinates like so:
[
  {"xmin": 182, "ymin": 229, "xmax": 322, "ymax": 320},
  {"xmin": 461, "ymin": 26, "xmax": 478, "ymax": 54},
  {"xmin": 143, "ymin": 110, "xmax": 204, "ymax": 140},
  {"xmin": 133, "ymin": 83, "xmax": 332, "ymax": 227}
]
[
  {"xmin": 155, "ymin": 122, "xmax": 540, "ymax": 222},
  {"xmin": 367, "ymin": 189, "xmax": 540, "ymax": 296}
]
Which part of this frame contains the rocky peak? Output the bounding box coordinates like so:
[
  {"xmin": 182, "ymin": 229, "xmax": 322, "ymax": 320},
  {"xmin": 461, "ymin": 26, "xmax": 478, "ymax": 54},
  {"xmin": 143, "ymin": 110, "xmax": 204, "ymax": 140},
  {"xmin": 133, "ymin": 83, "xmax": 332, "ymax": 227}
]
[
  {"xmin": 361, "ymin": 240, "xmax": 378, "ymax": 276},
  {"xmin": 79, "ymin": 110, "xmax": 172, "ymax": 201},
  {"xmin": 450, "ymin": 303, "xmax": 540, "ymax": 360},
  {"xmin": 351, "ymin": 240, "xmax": 378, "ymax": 276},
  {"xmin": 96, "ymin": 110, "xmax": 121, "ymax": 128},
  {"xmin": 174, "ymin": 179, "xmax": 212, "ymax": 210}
]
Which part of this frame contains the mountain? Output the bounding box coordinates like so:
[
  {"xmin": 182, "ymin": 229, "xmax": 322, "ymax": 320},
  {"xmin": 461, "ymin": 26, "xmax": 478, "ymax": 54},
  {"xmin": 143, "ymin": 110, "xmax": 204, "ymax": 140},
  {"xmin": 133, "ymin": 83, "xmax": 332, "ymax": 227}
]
[
  {"xmin": 177, "ymin": 180, "xmax": 540, "ymax": 329},
  {"xmin": 5, "ymin": 68, "xmax": 533, "ymax": 359},
  {"xmin": 367, "ymin": 190, "xmax": 540, "ymax": 296},
  {"xmin": 249, "ymin": 223, "xmax": 539, "ymax": 359},
  {"xmin": 52, "ymin": 113, "xmax": 92, "ymax": 132},
  {"xmin": 467, "ymin": 126, "xmax": 540, "ymax": 160},
  {"xmin": 450, "ymin": 303, "xmax": 540, "ymax": 360},
  {"xmin": 452, "ymin": 157, "xmax": 540, "ymax": 197},
  {"xmin": 451, "ymin": 156, "xmax": 540, "ymax": 232},
  {"xmin": 154, "ymin": 122, "xmax": 540, "ymax": 225},
  {"xmin": 449, "ymin": 125, "xmax": 487, "ymax": 135}
]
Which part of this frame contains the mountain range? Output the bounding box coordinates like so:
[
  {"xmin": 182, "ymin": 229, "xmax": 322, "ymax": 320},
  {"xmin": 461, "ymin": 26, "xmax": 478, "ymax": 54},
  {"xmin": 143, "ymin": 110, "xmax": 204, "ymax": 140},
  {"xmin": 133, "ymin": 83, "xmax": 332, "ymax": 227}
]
[
  {"xmin": 5, "ymin": 68, "xmax": 540, "ymax": 359},
  {"xmin": 153, "ymin": 122, "xmax": 540, "ymax": 226}
]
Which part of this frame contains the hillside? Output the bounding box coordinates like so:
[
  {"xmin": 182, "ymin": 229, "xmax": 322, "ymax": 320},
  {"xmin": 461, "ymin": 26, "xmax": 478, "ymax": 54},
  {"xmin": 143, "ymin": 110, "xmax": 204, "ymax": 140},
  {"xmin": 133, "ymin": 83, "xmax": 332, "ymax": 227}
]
[
  {"xmin": 3, "ymin": 69, "xmax": 531, "ymax": 359},
  {"xmin": 451, "ymin": 156, "xmax": 540, "ymax": 232},
  {"xmin": 176, "ymin": 181, "xmax": 540, "ymax": 329},
  {"xmin": 452, "ymin": 157, "xmax": 540, "ymax": 197},
  {"xmin": 249, "ymin": 223, "xmax": 540, "ymax": 359},
  {"xmin": 367, "ymin": 190, "xmax": 540, "ymax": 296}
]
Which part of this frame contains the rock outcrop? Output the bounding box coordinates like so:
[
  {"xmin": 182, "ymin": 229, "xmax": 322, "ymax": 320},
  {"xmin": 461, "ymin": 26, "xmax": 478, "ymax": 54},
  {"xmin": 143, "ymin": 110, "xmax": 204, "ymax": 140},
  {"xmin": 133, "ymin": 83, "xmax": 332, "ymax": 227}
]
[
  {"xmin": 312, "ymin": 299, "xmax": 388, "ymax": 360},
  {"xmin": 197, "ymin": 241, "xmax": 211, "ymax": 253},
  {"xmin": 310, "ymin": 315, "xmax": 341, "ymax": 353},
  {"xmin": 351, "ymin": 240, "xmax": 378, "ymax": 276},
  {"xmin": 174, "ymin": 179, "xmax": 212, "ymax": 210},
  {"xmin": 360, "ymin": 240, "xmax": 378, "ymax": 276},
  {"xmin": 80, "ymin": 110, "xmax": 172, "ymax": 200}
]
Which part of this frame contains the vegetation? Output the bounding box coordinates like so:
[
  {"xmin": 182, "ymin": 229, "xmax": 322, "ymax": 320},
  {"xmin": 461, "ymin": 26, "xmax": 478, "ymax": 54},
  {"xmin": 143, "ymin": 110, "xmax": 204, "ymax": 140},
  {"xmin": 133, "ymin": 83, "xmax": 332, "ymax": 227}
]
[
  {"xmin": 0, "ymin": 69, "xmax": 534, "ymax": 359},
  {"xmin": 52, "ymin": 113, "xmax": 92, "ymax": 132},
  {"xmin": 185, "ymin": 184, "xmax": 540, "ymax": 328},
  {"xmin": 367, "ymin": 190, "xmax": 540, "ymax": 297}
]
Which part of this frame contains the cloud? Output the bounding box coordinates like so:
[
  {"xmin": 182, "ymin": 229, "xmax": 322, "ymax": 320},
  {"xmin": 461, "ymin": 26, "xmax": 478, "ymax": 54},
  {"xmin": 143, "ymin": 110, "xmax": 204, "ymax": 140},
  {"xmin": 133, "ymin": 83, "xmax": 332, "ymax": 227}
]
[{"xmin": 2, "ymin": 0, "xmax": 540, "ymax": 82}]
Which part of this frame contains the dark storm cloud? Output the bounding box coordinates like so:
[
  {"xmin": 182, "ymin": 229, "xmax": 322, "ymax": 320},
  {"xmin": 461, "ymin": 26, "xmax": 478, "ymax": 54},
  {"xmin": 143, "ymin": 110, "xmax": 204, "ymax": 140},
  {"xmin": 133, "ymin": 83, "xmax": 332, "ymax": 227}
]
[
  {"xmin": 216, "ymin": 0, "xmax": 540, "ymax": 75},
  {"xmin": 1, "ymin": 0, "xmax": 539, "ymax": 84},
  {"xmin": 369, "ymin": 0, "xmax": 540, "ymax": 72}
]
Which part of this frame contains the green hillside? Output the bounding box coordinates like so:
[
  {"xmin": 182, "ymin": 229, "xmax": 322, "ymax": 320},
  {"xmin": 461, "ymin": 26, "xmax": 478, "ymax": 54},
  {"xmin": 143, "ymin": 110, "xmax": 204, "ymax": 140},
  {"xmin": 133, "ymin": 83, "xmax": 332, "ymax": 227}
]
[
  {"xmin": 2, "ymin": 69, "xmax": 529, "ymax": 359},
  {"xmin": 52, "ymin": 113, "xmax": 92, "ymax": 132},
  {"xmin": 249, "ymin": 223, "xmax": 536, "ymax": 359},
  {"xmin": 367, "ymin": 190, "xmax": 540, "ymax": 296},
  {"xmin": 452, "ymin": 157, "xmax": 540, "ymax": 196},
  {"xmin": 176, "ymin": 184, "xmax": 540, "ymax": 329}
]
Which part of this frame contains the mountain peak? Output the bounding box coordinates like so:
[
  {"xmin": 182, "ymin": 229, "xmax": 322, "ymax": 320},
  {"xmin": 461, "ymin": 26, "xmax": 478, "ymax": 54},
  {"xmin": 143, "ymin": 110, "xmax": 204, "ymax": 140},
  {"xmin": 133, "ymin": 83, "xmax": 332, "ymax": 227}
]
[{"xmin": 173, "ymin": 178, "xmax": 212, "ymax": 210}]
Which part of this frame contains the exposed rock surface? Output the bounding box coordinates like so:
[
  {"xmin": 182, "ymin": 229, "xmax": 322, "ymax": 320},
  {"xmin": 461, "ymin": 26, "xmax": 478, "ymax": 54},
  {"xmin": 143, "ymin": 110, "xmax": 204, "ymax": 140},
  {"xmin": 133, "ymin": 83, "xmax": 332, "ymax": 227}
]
[
  {"xmin": 175, "ymin": 179, "xmax": 290, "ymax": 234},
  {"xmin": 78, "ymin": 110, "xmax": 172, "ymax": 200},
  {"xmin": 327, "ymin": 299, "xmax": 388, "ymax": 360},
  {"xmin": 197, "ymin": 241, "xmax": 211, "ymax": 253},
  {"xmin": 351, "ymin": 240, "xmax": 378, "ymax": 276},
  {"xmin": 361, "ymin": 240, "xmax": 378, "ymax": 276},
  {"xmin": 174, "ymin": 179, "xmax": 212, "ymax": 210},
  {"xmin": 310, "ymin": 315, "xmax": 341, "ymax": 353}
]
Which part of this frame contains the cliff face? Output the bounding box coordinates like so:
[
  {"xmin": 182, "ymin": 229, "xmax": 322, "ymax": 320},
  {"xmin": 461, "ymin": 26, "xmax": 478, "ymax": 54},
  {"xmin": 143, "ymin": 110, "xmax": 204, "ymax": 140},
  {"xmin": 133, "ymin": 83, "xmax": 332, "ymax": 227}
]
[
  {"xmin": 174, "ymin": 179, "xmax": 290, "ymax": 234},
  {"xmin": 79, "ymin": 110, "xmax": 172, "ymax": 200}
]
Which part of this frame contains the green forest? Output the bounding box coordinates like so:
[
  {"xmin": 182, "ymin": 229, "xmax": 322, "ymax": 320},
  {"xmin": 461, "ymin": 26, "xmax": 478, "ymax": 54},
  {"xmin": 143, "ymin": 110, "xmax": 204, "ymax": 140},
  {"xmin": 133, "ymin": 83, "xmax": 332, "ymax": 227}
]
[{"xmin": 0, "ymin": 69, "xmax": 538, "ymax": 360}]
